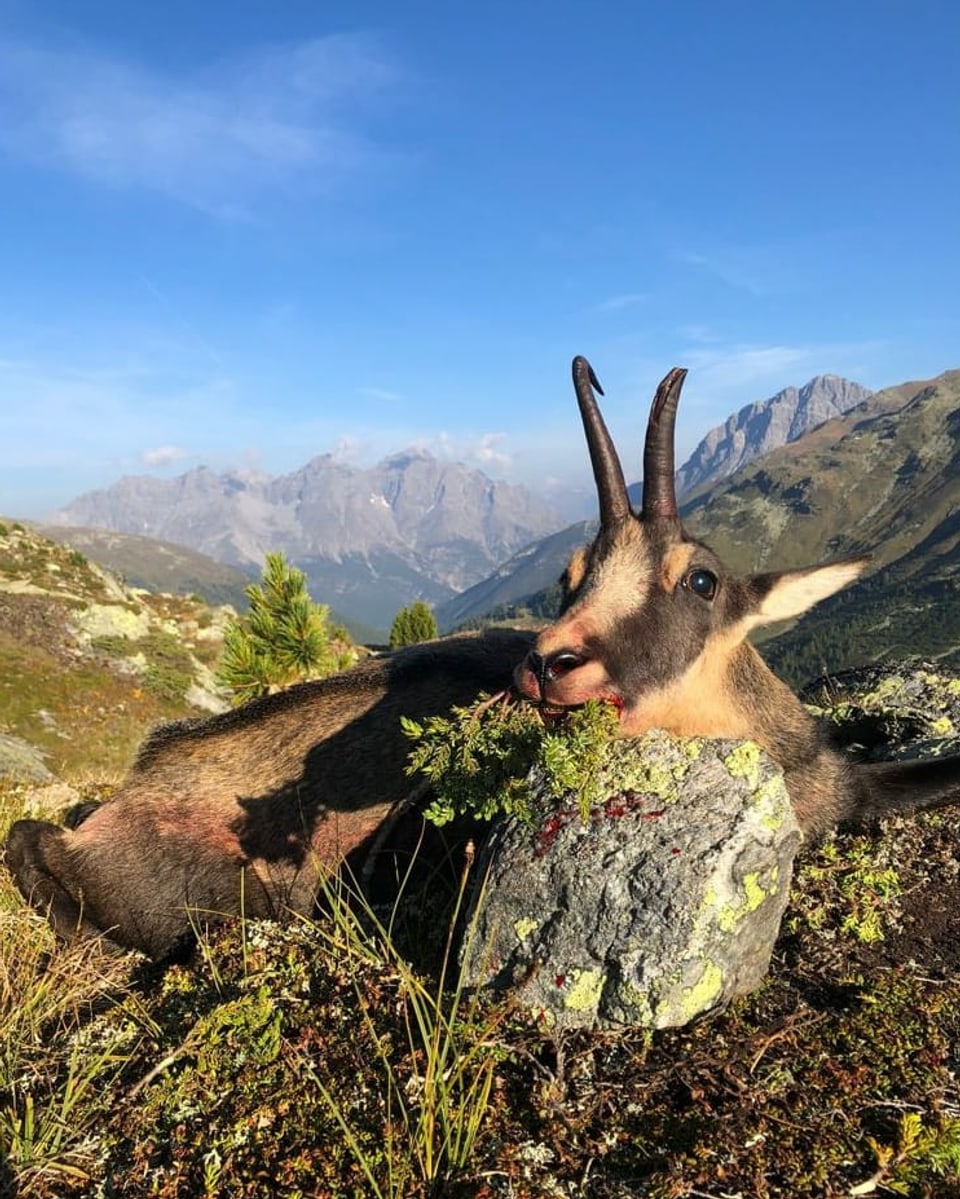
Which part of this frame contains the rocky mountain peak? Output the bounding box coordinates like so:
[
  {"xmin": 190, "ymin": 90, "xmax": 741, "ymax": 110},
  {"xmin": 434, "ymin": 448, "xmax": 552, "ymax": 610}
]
[{"xmin": 675, "ymin": 374, "xmax": 872, "ymax": 496}]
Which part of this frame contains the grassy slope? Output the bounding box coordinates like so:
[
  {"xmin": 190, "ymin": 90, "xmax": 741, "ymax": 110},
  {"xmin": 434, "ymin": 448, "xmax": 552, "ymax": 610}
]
[{"xmin": 0, "ymin": 519, "xmax": 230, "ymax": 781}]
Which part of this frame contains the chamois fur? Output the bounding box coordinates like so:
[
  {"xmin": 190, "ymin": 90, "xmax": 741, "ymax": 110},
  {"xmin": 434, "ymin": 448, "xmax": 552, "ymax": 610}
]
[
  {"xmin": 515, "ymin": 356, "xmax": 960, "ymax": 837},
  {"xmin": 5, "ymin": 629, "xmax": 534, "ymax": 958}
]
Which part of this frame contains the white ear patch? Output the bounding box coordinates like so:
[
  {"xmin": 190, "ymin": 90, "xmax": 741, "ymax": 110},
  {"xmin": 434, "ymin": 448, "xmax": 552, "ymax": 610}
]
[{"xmin": 752, "ymin": 557, "xmax": 870, "ymax": 626}]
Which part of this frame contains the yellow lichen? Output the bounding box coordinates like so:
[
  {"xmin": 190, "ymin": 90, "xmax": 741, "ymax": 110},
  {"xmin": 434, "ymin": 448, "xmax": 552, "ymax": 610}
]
[
  {"xmin": 680, "ymin": 961, "xmax": 724, "ymax": 1022},
  {"xmin": 513, "ymin": 917, "xmax": 539, "ymax": 942},
  {"xmin": 714, "ymin": 868, "xmax": 777, "ymax": 933},
  {"xmin": 563, "ymin": 968, "xmax": 606, "ymax": 1012},
  {"xmin": 723, "ymin": 741, "xmax": 764, "ymax": 789}
]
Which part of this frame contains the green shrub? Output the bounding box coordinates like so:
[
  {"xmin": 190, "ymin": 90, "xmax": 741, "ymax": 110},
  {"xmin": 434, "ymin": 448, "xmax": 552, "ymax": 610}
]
[
  {"xmin": 404, "ymin": 694, "xmax": 621, "ymax": 825},
  {"xmin": 389, "ymin": 601, "xmax": 439, "ymax": 648},
  {"xmin": 216, "ymin": 552, "xmax": 354, "ymax": 704}
]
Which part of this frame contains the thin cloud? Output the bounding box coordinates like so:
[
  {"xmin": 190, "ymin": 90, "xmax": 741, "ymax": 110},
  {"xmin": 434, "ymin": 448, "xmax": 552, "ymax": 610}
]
[
  {"xmin": 142, "ymin": 445, "xmax": 191, "ymax": 468},
  {"xmin": 356, "ymin": 386, "xmax": 403, "ymax": 403},
  {"xmin": 470, "ymin": 432, "xmax": 512, "ymax": 470},
  {"xmin": 0, "ymin": 353, "xmax": 239, "ymax": 469},
  {"xmin": 682, "ymin": 344, "xmax": 816, "ymax": 391},
  {"xmin": 594, "ymin": 292, "xmax": 648, "ymax": 314},
  {"xmin": 0, "ymin": 33, "xmax": 400, "ymax": 216},
  {"xmin": 679, "ymin": 341, "xmax": 885, "ymax": 397},
  {"xmin": 679, "ymin": 250, "xmax": 770, "ymax": 297}
]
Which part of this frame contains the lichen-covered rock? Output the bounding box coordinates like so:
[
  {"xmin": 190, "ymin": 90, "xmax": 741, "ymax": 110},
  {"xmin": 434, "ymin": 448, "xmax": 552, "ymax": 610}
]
[
  {"xmin": 461, "ymin": 731, "xmax": 800, "ymax": 1031},
  {"xmin": 804, "ymin": 661, "xmax": 960, "ymax": 761}
]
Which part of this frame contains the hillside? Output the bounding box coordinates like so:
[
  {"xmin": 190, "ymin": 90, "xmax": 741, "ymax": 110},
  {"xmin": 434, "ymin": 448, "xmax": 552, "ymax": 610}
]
[
  {"xmin": 680, "ymin": 372, "xmax": 956, "ymax": 574},
  {"xmin": 36, "ymin": 524, "xmax": 256, "ymax": 609},
  {"xmin": 435, "ymin": 521, "xmax": 593, "ymax": 631},
  {"xmin": 0, "ymin": 519, "xmax": 233, "ymax": 780}
]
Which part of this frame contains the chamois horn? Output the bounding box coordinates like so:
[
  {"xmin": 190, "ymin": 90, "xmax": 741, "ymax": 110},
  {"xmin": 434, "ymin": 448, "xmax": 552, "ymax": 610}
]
[
  {"xmin": 642, "ymin": 367, "xmax": 687, "ymax": 519},
  {"xmin": 572, "ymin": 355, "xmax": 630, "ymax": 527}
]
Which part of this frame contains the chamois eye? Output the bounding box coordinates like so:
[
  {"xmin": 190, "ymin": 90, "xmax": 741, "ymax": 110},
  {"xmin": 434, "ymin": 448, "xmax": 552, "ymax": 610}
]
[{"xmin": 683, "ymin": 568, "xmax": 717, "ymax": 600}]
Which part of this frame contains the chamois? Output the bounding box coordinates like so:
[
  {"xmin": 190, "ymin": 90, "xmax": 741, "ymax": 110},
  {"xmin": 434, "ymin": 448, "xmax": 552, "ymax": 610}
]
[
  {"xmin": 515, "ymin": 357, "xmax": 960, "ymax": 836},
  {"xmin": 4, "ymin": 628, "xmax": 534, "ymax": 959}
]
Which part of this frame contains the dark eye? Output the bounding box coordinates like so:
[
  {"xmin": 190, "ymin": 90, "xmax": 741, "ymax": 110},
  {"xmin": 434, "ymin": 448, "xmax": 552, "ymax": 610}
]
[{"xmin": 683, "ymin": 568, "xmax": 717, "ymax": 600}]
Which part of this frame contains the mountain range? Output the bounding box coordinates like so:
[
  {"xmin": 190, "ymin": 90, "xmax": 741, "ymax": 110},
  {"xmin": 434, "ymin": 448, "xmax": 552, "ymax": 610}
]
[{"xmin": 51, "ymin": 451, "xmax": 561, "ymax": 632}]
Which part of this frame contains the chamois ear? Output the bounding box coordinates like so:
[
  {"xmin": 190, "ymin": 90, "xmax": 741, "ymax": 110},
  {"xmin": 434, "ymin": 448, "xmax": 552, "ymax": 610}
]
[
  {"xmin": 746, "ymin": 557, "xmax": 870, "ymax": 628},
  {"xmin": 562, "ymin": 547, "xmax": 589, "ymax": 597}
]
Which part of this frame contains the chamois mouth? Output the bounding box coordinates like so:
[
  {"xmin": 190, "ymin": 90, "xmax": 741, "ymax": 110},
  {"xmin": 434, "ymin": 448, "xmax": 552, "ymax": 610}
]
[{"xmin": 513, "ymin": 689, "xmax": 624, "ymax": 724}]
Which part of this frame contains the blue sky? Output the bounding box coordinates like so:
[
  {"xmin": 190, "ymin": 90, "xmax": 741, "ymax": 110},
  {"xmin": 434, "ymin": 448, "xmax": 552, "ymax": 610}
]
[{"xmin": 1, "ymin": 0, "xmax": 958, "ymax": 519}]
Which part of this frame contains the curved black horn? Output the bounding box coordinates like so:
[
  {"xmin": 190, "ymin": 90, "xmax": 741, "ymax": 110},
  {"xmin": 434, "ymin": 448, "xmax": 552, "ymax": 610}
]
[
  {"xmin": 572, "ymin": 355, "xmax": 630, "ymax": 527},
  {"xmin": 642, "ymin": 367, "xmax": 687, "ymax": 519}
]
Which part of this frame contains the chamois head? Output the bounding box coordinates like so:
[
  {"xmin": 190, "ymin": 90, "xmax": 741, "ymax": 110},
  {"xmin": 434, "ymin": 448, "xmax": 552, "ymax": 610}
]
[{"xmin": 515, "ymin": 357, "xmax": 868, "ymax": 739}]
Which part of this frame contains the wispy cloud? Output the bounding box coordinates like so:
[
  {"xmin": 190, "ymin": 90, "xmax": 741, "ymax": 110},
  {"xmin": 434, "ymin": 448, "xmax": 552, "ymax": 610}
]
[
  {"xmin": 679, "ymin": 250, "xmax": 770, "ymax": 297},
  {"xmin": 469, "ymin": 432, "xmax": 512, "ymax": 470},
  {"xmin": 356, "ymin": 386, "xmax": 403, "ymax": 404},
  {"xmin": 142, "ymin": 445, "xmax": 192, "ymax": 468},
  {"xmin": 0, "ymin": 353, "xmax": 239, "ymax": 471},
  {"xmin": 678, "ymin": 341, "xmax": 885, "ymax": 398},
  {"xmin": 0, "ymin": 33, "xmax": 400, "ymax": 216},
  {"xmin": 594, "ymin": 292, "xmax": 648, "ymax": 314}
]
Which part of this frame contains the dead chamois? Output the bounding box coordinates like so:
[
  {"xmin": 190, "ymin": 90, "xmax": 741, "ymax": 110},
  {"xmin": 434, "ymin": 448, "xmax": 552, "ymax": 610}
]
[{"xmin": 5, "ymin": 628, "xmax": 534, "ymax": 958}]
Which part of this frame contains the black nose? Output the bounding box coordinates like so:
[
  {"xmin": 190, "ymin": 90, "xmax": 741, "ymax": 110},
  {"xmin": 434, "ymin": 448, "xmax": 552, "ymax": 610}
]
[{"xmin": 524, "ymin": 649, "xmax": 585, "ymax": 697}]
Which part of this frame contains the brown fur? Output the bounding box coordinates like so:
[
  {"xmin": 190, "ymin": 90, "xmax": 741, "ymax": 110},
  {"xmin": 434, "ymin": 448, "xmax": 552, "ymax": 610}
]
[{"xmin": 4, "ymin": 628, "xmax": 535, "ymax": 958}]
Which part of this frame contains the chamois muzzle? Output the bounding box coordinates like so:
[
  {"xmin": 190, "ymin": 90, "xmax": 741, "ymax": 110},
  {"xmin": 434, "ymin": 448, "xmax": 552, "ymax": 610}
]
[{"xmin": 523, "ymin": 649, "xmax": 587, "ymax": 701}]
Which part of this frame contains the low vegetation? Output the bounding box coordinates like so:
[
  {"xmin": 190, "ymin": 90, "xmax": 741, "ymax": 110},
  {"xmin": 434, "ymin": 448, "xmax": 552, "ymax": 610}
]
[
  {"xmin": 0, "ymin": 522, "xmax": 232, "ymax": 779},
  {"xmin": 3, "ymin": 767, "xmax": 960, "ymax": 1197},
  {"xmin": 403, "ymin": 694, "xmax": 620, "ymax": 825}
]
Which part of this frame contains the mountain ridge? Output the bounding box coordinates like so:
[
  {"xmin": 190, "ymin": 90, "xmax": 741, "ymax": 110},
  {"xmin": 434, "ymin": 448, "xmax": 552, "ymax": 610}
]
[{"xmin": 52, "ymin": 450, "xmax": 560, "ymax": 631}]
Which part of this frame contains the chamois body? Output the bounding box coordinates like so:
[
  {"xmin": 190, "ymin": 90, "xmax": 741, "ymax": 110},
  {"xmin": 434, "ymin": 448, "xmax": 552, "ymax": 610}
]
[{"xmin": 5, "ymin": 628, "xmax": 534, "ymax": 958}]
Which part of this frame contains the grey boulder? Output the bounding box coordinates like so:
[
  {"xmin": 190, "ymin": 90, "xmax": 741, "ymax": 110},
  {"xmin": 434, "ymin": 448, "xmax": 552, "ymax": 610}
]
[{"xmin": 460, "ymin": 731, "xmax": 800, "ymax": 1031}]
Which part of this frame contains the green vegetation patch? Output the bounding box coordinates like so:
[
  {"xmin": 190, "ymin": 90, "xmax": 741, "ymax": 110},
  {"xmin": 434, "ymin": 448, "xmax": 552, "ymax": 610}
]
[
  {"xmin": 403, "ymin": 694, "xmax": 621, "ymax": 825},
  {"xmin": 2, "ymin": 803, "xmax": 960, "ymax": 1197}
]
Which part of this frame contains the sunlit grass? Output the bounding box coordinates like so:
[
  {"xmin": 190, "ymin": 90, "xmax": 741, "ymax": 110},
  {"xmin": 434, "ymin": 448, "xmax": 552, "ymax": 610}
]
[{"xmin": 300, "ymin": 863, "xmax": 507, "ymax": 1196}]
